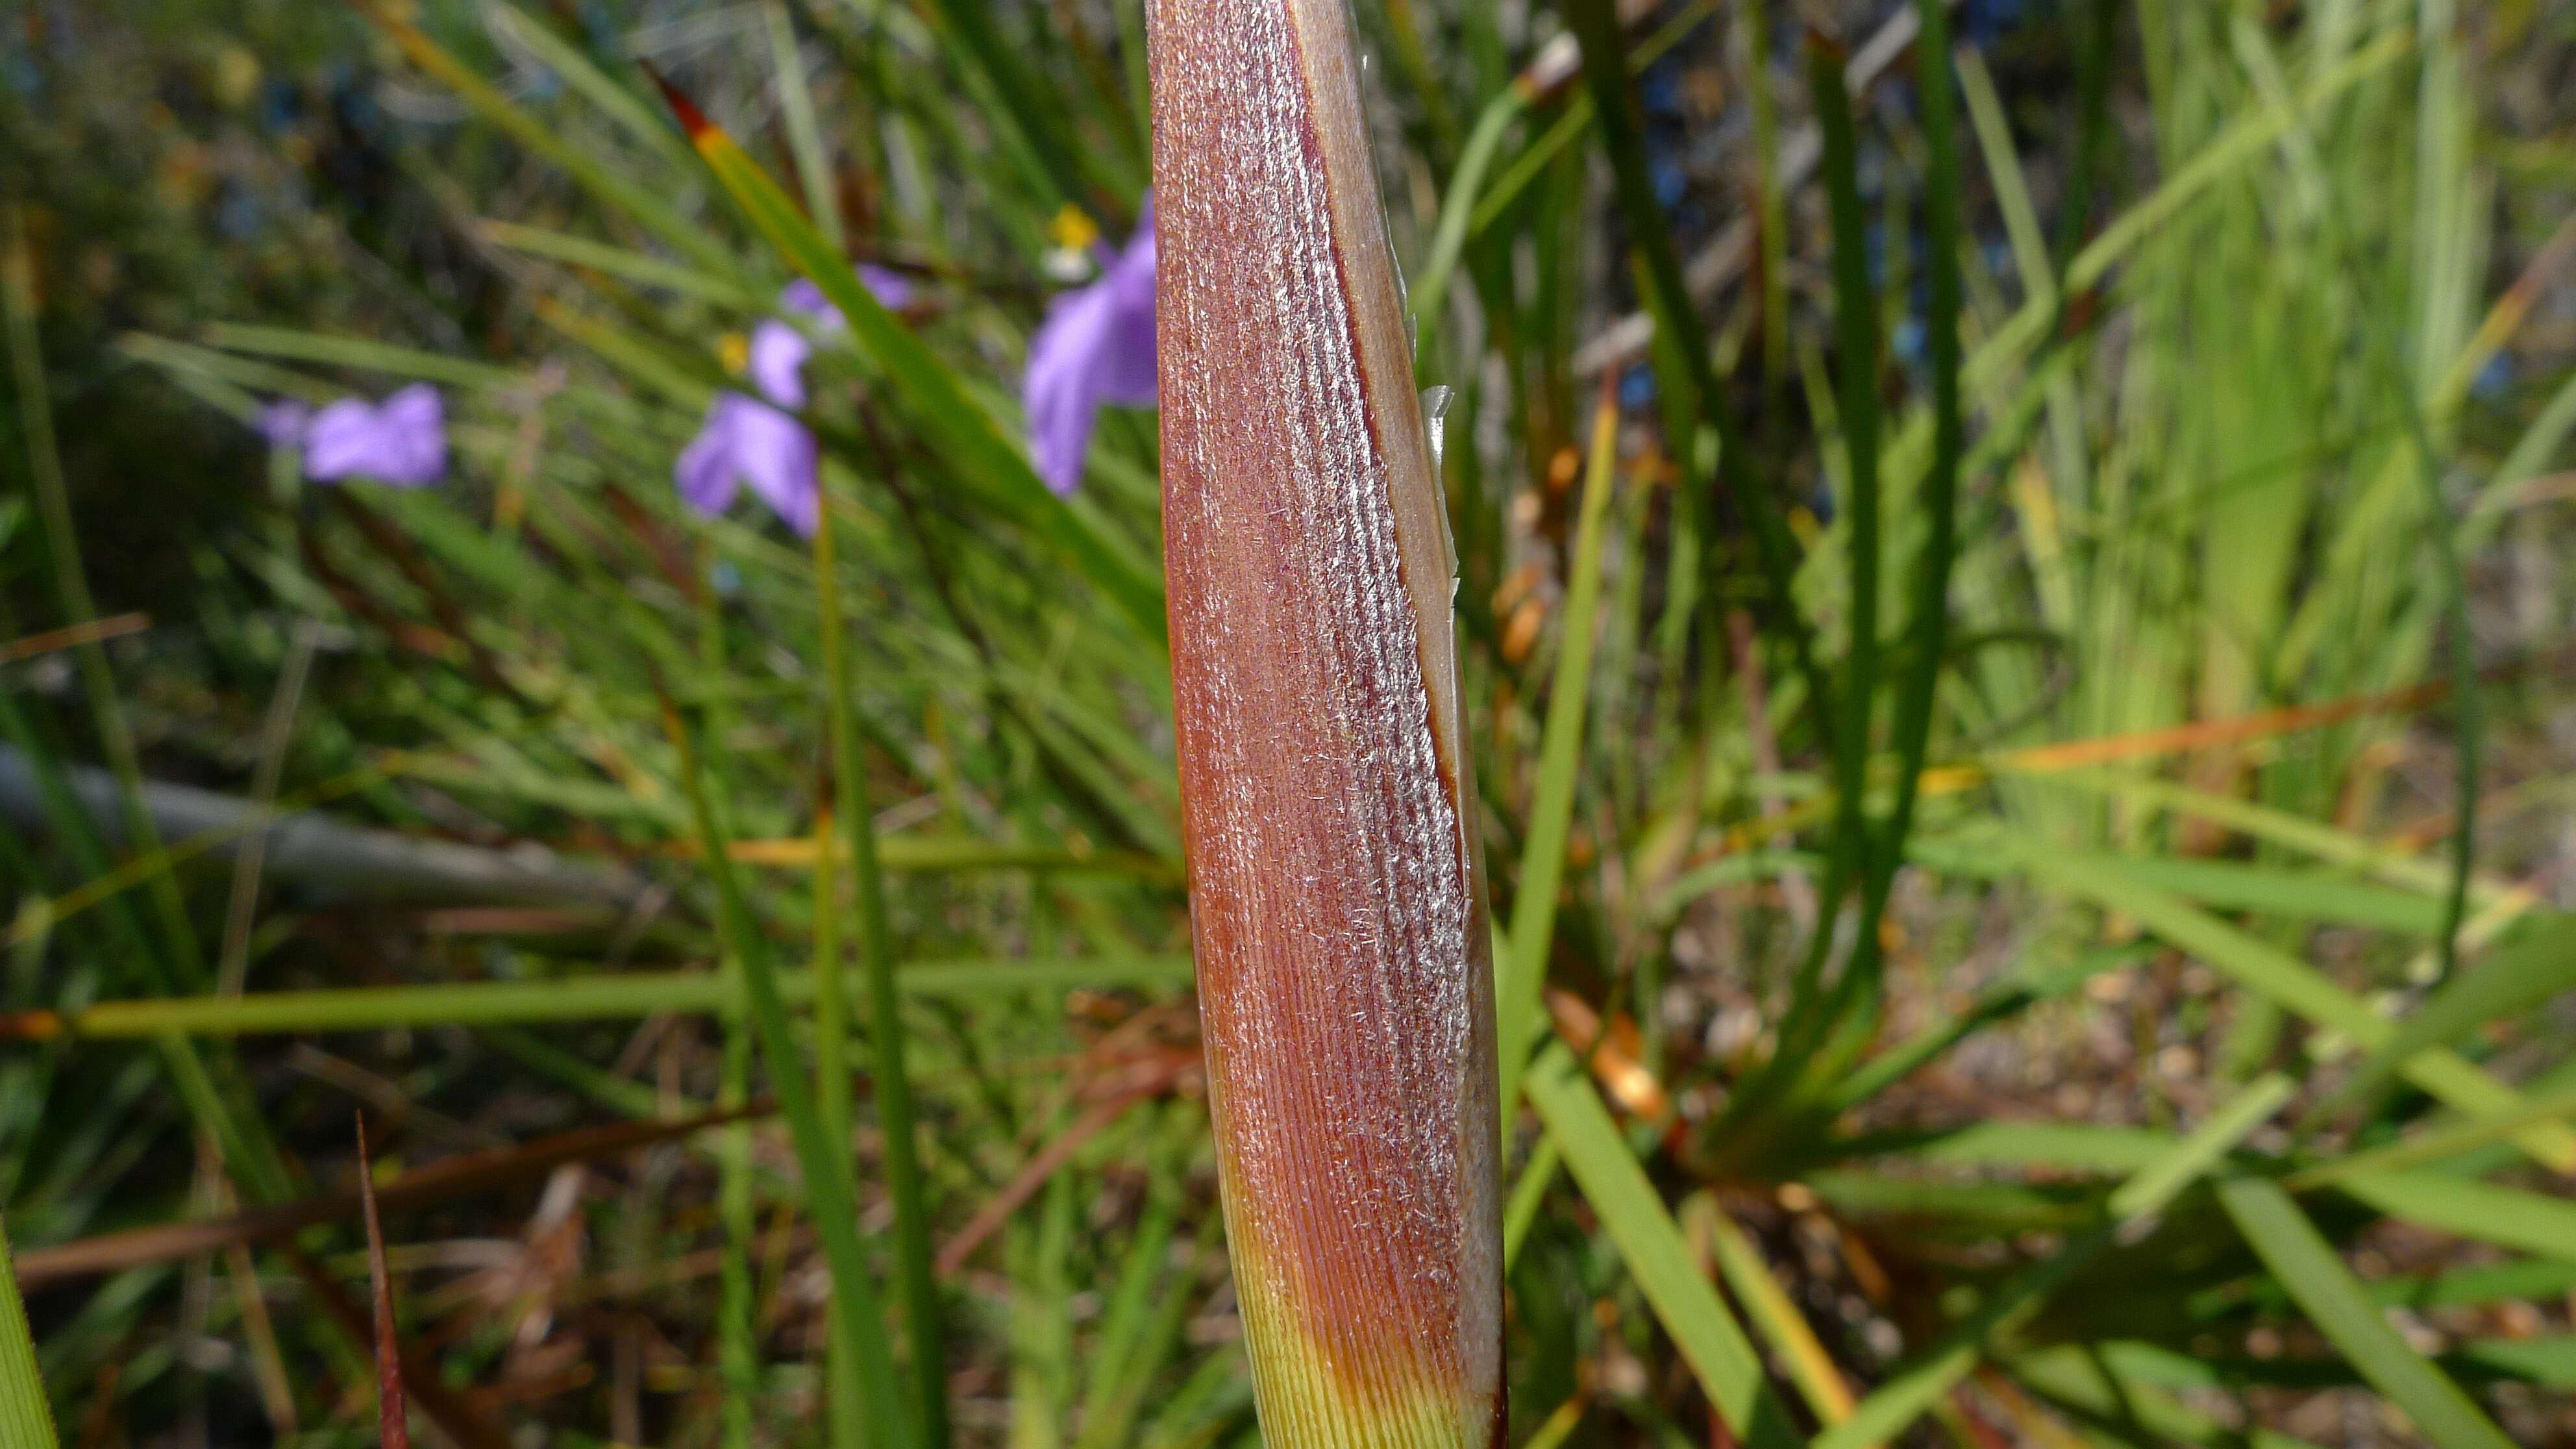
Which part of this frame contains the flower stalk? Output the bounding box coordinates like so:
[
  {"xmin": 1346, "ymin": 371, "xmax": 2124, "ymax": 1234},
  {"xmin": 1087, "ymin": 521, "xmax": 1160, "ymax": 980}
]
[{"xmin": 1148, "ymin": 3, "xmax": 1502, "ymax": 1446}]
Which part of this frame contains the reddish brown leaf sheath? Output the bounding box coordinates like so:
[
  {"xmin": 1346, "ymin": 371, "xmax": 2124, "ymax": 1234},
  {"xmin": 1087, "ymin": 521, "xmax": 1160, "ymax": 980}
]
[{"xmin": 1148, "ymin": 3, "xmax": 1502, "ymax": 1446}]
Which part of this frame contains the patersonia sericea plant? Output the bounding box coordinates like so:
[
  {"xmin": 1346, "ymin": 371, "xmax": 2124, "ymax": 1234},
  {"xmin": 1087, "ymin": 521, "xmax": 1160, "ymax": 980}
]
[{"xmin": 1148, "ymin": 3, "xmax": 1502, "ymax": 1448}]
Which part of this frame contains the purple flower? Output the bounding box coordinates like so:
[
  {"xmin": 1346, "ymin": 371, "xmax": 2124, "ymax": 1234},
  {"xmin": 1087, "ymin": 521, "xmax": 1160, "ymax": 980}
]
[
  {"xmin": 256, "ymin": 384, "xmax": 447, "ymax": 486},
  {"xmin": 677, "ymin": 270, "xmax": 911, "ymax": 537},
  {"xmin": 1024, "ymin": 197, "xmax": 1156, "ymax": 497},
  {"xmin": 677, "ymin": 392, "xmax": 823, "ymax": 537}
]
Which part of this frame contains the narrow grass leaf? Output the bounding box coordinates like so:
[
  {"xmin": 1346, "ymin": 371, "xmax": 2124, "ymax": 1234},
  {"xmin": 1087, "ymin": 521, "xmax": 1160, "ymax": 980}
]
[
  {"xmin": 2216, "ymin": 1177, "xmax": 2517, "ymax": 1449},
  {"xmin": 1994, "ymin": 834, "xmax": 2576, "ymax": 1170},
  {"xmin": 0, "ymin": 1212, "xmax": 60, "ymax": 1448},
  {"xmin": 2323, "ymin": 913, "xmax": 2576, "ymax": 1114},
  {"xmin": 1689, "ymin": 1195, "xmax": 1858, "ymax": 1429},
  {"xmin": 1524, "ymin": 1046, "xmax": 1805, "ymax": 1448},
  {"xmin": 667, "ymin": 702, "xmax": 916, "ymax": 1449},
  {"xmin": 2332, "ymin": 1172, "xmax": 2576, "ymax": 1263},
  {"xmin": 1498, "ymin": 393, "xmax": 1618, "ymax": 1113}
]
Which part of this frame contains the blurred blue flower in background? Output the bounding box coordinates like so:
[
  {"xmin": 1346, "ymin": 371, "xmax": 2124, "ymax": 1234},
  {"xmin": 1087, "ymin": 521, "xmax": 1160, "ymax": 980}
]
[
  {"xmin": 1025, "ymin": 195, "xmax": 1157, "ymax": 497},
  {"xmin": 675, "ymin": 269, "xmax": 911, "ymax": 537},
  {"xmin": 258, "ymin": 384, "xmax": 447, "ymax": 487}
]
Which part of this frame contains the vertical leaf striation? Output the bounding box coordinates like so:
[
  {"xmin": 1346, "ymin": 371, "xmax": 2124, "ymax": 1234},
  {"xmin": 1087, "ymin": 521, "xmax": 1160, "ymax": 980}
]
[{"xmin": 1147, "ymin": 2, "xmax": 1502, "ymax": 1444}]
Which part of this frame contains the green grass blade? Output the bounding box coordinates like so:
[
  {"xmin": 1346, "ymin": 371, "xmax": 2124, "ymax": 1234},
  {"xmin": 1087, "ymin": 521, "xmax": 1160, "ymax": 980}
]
[
  {"xmin": 1411, "ymin": 85, "xmax": 1530, "ymax": 362},
  {"xmin": 816, "ymin": 502, "xmax": 948, "ymax": 1448},
  {"xmin": 11, "ymin": 956, "xmax": 1197, "ymax": 1039},
  {"xmin": 479, "ymin": 220, "xmax": 763, "ymax": 307},
  {"xmin": 1826, "ymin": 1071, "xmax": 2291, "ymax": 1446},
  {"xmin": 764, "ymin": 0, "xmax": 846, "ymax": 253},
  {"xmin": 1814, "ymin": 1228, "xmax": 2112, "ymax": 1449},
  {"xmin": 2216, "ymin": 1177, "xmax": 2518, "ymax": 1449},
  {"xmin": 668, "ymin": 701, "xmax": 915, "ymax": 1449},
  {"xmin": 2292, "ymin": 1080, "xmax": 2576, "ymax": 1187},
  {"xmin": 2012, "ymin": 1344, "xmax": 2323, "ymax": 1449},
  {"xmin": 1497, "ymin": 398, "xmax": 1618, "ymax": 1113},
  {"xmin": 2331, "ymin": 1172, "xmax": 2576, "ymax": 1263},
  {"xmin": 2107, "ymin": 1073, "xmax": 2294, "ymax": 1219},
  {"xmin": 1857, "ymin": 0, "xmax": 1966, "ymax": 1011},
  {"xmin": 1993, "ymin": 834, "xmax": 2576, "ymax": 1170},
  {"xmin": 1524, "ymin": 1046, "xmax": 1807, "ymax": 1449},
  {"xmin": 0, "ymin": 1212, "xmax": 62, "ymax": 1448},
  {"xmin": 2322, "ymin": 913, "xmax": 2576, "ymax": 1115}
]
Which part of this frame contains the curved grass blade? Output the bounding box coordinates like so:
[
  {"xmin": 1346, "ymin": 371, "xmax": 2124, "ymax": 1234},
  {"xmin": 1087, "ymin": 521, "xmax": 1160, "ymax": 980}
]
[{"xmin": 2216, "ymin": 1177, "xmax": 2517, "ymax": 1449}]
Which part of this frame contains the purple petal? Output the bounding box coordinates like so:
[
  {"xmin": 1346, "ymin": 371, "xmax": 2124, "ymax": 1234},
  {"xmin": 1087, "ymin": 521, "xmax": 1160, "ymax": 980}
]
[
  {"xmin": 779, "ymin": 268, "xmax": 909, "ymax": 322},
  {"xmin": 748, "ymin": 319, "xmax": 813, "ymax": 408},
  {"xmin": 1025, "ymin": 284, "xmax": 1121, "ymax": 496},
  {"xmin": 676, "ymin": 396, "xmax": 747, "ymax": 517},
  {"xmin": 375, "ymin": 383, "xmax": 447, "ymax": 486},
  {"xmin": 858, "ymin": 264, "xmax": 915, "ymax": 313},
  {"xmin": 728, "ymin": 397, "xmax": 821, "ymax": 537},
  {"xmin": 302, "ymin": 385, "xmax": 446, "ymax": 486},
  {"xmin": 778, "ymin": 277, "xmax": 835, "ymax": 321},
  {"xmin": 1021, "ymin": 199, "xmax": 1158, "ymax": 495}
]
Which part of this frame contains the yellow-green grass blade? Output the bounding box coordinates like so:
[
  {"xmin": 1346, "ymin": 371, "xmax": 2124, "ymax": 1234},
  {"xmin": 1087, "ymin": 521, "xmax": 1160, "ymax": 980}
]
[
  {"xmin": 8, "ymin": 956, "xmax": 1195, "ymax": 1039},
  {"xmin": 1690, "ymin": 1196, "xmax": 1857, "ymax": 1429},
  {"xmin": 478, "ymin": 220, "xmax": 763, "ymax": 308},
  {"xmin": 1411, "ymin": 85, "xmax": 1531, "ymax": 362},
  {"xmin": 1523, "ymin": 1046, "xmax": 1807, "ymax": 1449},
  {"xmin": 2322, "ymin": 913, "xmax": 2576, "ymax": 1115},
  {"xmin": 2289, "ymin": 1080, "xmax": 2576, "ymax": 1187},
  {"xmin": 2216, "ymin": 1177, "xmax": 2517, "ymax": 1449}
]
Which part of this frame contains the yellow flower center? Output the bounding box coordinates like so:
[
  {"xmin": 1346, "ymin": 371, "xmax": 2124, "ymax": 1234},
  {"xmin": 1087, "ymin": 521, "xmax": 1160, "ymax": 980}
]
[{"xmin": 1048, "ymin": 203, "xmax": 1102, "ymax": 254}]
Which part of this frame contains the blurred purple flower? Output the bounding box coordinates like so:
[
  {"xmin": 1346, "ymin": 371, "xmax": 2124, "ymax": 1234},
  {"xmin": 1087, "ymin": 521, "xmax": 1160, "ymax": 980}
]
[
  {"xmin": 256, "ymin": 384, "xmax": 446, "ymax": 486},
  {"xmin": 1024, "ymin": 197, "xmax": 1156, "ymax": 497},
  {"xmin": 677, "ymin": 270, "xmax": 912, "ymax": 538}
]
